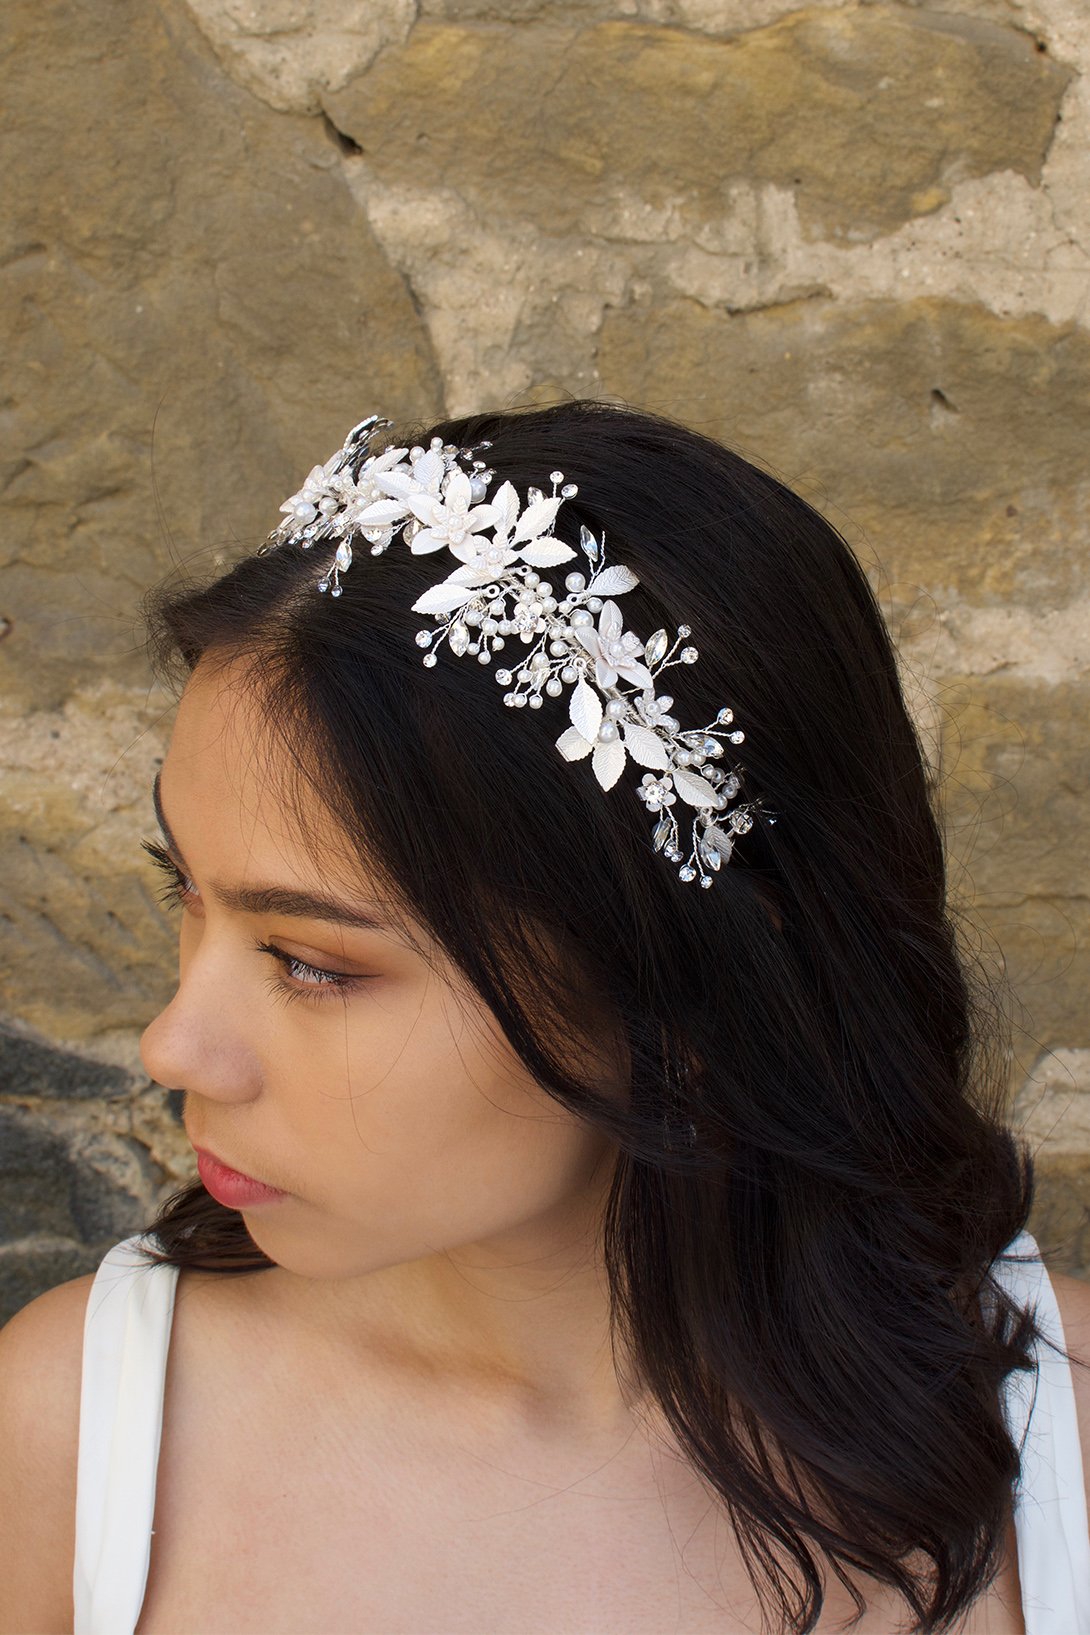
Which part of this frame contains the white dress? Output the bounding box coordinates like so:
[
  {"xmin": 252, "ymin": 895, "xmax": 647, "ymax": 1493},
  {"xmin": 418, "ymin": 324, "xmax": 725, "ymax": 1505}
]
[{"xmin": 71, "ymin": 1229, "xmax": 1090, "ymax": 1634}]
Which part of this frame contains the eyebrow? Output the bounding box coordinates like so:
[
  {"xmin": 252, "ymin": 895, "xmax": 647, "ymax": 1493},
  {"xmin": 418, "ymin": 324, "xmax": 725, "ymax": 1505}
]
[{"xmin": 152, "ymin": 768, "xmax": 398, "ymax": 935}]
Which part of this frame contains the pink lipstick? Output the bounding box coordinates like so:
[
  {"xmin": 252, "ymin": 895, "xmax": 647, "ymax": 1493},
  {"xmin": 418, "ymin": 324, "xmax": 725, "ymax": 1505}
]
[{"xmin": 196, "ymin": 1149, "xmax": 288, "ymax": 1209}]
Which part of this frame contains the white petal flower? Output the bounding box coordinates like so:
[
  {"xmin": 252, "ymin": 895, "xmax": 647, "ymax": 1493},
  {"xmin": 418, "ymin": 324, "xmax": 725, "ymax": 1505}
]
[
  {"xmin": 404, "ymin": 467, "xmax": 497, "ymax": 557},
  {"xmin": 571, "ymin": 601, "xmax": 655, "ymax": 691}
]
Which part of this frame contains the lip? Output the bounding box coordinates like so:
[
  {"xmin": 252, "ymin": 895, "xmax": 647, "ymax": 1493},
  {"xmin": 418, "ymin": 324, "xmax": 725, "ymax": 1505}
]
[{"xmin": 195, "ymin": 1147, "xmax": 288, "ymax": 1210}]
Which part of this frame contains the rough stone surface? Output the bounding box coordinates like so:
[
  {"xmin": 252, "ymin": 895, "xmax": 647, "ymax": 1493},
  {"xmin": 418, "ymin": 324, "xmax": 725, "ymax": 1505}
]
[
  {"xmin": 3, "ymin": 0, "xmax": 1089, "ymax": 1312},
  {"xmin": 183, "ymin": 0, "xmax": 416, "ymax": 113},
  {"xmin": 1, "ymin": 0, "xmax": 441, "ymax": 717},
  {"xmin": 326, "ymin": 10, "xmax": 1070, "ymax": 245},
  {"xmin": 1012, "ymin": 1050, "xmax": 1090, "ymax": 1275},
  {"xmin": 598, "ymin": 295, "xmax": 1090, "ymax": 607}
]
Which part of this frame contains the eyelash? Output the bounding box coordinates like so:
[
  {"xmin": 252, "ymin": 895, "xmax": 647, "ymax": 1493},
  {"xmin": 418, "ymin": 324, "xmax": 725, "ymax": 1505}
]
[{"xmin": 140, "ymin": 839, "xmax": 362, "ymax": 1006}]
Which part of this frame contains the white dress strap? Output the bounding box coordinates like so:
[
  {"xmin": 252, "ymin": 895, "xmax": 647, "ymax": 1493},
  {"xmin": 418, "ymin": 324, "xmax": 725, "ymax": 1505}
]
[
  {"xmin": 993, "ymin": 1228, "xmax": 1090, "ymax": 1633},
  {"xmin": 73, "ymin": 1234, "xmax": 180, "ymax": 1635}
]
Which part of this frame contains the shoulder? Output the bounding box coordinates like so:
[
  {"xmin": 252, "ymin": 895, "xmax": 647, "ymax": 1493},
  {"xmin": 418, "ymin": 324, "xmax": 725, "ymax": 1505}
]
[{"xmin": 0, "ymin": 1270, "xmax": 98, "ymax": 1635}]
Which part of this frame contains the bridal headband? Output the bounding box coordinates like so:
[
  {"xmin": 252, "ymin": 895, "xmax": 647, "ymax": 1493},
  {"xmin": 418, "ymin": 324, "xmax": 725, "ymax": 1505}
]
[{"xmin": 259, "ymin": 414, "xmax": 770, "ymax": 888}]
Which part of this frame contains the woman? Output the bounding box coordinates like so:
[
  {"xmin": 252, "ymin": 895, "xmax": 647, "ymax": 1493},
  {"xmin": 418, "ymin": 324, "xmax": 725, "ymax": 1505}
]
[{"xmin": 1, "ymin": 400, "xmax": 1088, "ymax": 1635}]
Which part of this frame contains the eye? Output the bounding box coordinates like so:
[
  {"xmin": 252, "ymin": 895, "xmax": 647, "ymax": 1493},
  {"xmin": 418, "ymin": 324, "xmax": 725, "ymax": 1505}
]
[
  {"xmin": 141, "ymin": 839, "xmax": 366, "ymax": 1009},
  {"xmin": 142, "ymin": 839, "xmax": 198, "ymax": 909},
  {"xmin": 253, "ymin": 942, "xmax": 362, "ymax": 1007}
]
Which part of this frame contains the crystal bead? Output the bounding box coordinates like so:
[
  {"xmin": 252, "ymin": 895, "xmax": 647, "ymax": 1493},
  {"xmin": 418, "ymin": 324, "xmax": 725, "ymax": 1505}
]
[
  {"xmin": 415, "ymin": 631, "xmax": 432, "ymax": 647},
  {"xmin": 495, "ymin": 669, "xmax": 513, "ymax": 685},
  {"xmin": 422, "ymin": 652, "xmax": 437, "ymax": 666},
  {"xmin": 644, "ymin": 629, "xmax": 668, "ymax": 666},
  {"xmin": 678, "ymin": 866, "xmax": 696, "ymax": 882},
  {"xmin": 681, "ymin": 647, "xmax": 699, "ymax": 663},
  {"xmin": 550, "ymin": 470, "xmax": 564, "ymax": 483},
  {"xmin": 677, "ymin": 624, "xmax": 691, "ymax": 637},
  {"xmin": 731, "ymin": 811, "xmax": 753, "ymax": 834},
  {"xmin": 699, "ymin": 876, "xmax": 714, "ymax": 889},
  {"xmin": 449, "ymin": 621, "xmax": 470, "ymax": 656},
  {"xmin": 729, "ymin": 730, "xmax": 745, "ymax": 744},
  {"xmin": 652, "ymin": 818, "xmax": 671, "ymax": 851},
  {"xmin": 579, "ymin": 525, "xmax": 599, "ymax": 559},
  {"xmin": 716, "ymin": 707, "xmax": 734, "ymax": 724},
  {"xmin": 560, "ymin": 483, "xmax": 578, "ymax": 498}
]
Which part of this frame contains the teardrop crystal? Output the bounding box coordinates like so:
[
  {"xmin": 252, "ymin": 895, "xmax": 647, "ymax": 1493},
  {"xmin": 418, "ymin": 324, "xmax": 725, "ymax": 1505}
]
[
  {"xmin": 579, "ymin": 525, "xmax": 600, "ymax": 559},
  {"xmin": 652, "ymin": 817, "xmax": 671, "ymax": 852},
  {"xmin": 448, "ymin": 620, "xmax": 471, "ymax": 657},
  {"xmin": 644, "ymin": 628, "xmax": 668, "ymax": 667}
]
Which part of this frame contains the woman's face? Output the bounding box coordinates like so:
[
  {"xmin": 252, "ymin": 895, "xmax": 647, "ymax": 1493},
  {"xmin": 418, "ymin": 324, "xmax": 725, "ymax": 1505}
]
[{"xmin": 139, "ymin": 655, "xmax": 624, "ymax": 1284}]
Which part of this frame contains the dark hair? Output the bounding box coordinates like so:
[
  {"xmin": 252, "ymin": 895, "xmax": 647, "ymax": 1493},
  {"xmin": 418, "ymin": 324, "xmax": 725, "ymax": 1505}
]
[{"xmin": 139, "ymin": 398, "xmax": 1045, "ymax": 1633}]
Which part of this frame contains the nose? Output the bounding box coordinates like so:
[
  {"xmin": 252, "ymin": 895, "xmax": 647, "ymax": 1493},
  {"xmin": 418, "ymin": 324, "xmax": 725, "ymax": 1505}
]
[{"xmin": 140, "ymin": 955, "xmax": 262, "ymax": 1104}]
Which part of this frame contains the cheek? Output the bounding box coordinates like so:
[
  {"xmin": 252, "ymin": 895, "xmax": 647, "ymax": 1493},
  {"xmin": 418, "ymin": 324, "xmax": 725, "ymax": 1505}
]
[{"xmin": 294, "ymin": 1002, "xmax": 609, "ymax": 1238}]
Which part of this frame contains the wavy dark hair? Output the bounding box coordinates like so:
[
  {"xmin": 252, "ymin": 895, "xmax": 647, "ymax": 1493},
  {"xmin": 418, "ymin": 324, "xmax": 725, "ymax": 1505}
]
[{"xmin": 138, "ymin": 399, "xmax": 1046, "ymax": 1634}]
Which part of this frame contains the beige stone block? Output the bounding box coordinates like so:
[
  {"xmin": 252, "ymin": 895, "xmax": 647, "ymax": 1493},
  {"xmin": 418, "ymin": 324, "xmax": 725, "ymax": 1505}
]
[
  {"xmin": 1, "ymin": 0, "xmax": 440, "ymax": 713},
  {"xmin": 1012, "ymin": 1050, "xmax": 1090, "ymax": 1275},
  {"xmin": 327, "ymin": 8, "xmax": 1071, "ymax": 244},
  {"xmin": 597, "ymin": 296, "xmax": 1090, "ymax": 609}
]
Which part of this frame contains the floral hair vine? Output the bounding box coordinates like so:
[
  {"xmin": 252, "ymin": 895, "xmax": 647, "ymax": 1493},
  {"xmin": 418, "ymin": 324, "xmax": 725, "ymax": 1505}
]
[{"xmin": 260, "ymin": 414, "xmax": 772, "ymax": 888}]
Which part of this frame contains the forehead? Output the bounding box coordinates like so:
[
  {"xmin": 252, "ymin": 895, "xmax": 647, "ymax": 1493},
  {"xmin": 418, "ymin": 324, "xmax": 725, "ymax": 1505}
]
[{"xmin": 162, "ymin": 657, "xmax": 375, "ymax": 894}]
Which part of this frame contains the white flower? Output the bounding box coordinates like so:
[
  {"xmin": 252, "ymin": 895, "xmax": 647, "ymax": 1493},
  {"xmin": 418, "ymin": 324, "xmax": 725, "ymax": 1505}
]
[
  {"xmin": 636, "ymin": 774, "xmax": 677, "ymax": 812},
  {"xmin": 279, "ymin": 451, "xmax": 343, "ymax": 525},
  {"xmin": 570, "ymin": 601, "xmax": 655, "ymax": 691},
  {"xmin": 634, "ymin": 686, "xmax": 679, "ymax": 733},
  {"xmin": 371, "ymin": 445, "xmax": 446, "ymax": 505},
  {"xmin": 328, "ymin": 446, "xmax": 409, "ymax": 533},
  {"xmin": 403, "ymin": 466, "xmax": 497, "ymax": 557}
]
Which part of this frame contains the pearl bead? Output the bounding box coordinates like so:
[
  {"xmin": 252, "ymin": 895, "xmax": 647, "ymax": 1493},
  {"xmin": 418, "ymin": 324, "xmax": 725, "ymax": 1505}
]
[
  {"xmin": 606, "ymin": 699, "xmax": 626, "ymax": 719},
  {"xmin": 528, "ymin": 695, "xmax": 543, "ymax": 709},
  {"xmin": 565, "ymin": 573, "xmax": 586, "ymax": 592},
  {"xmin": 545, "ymin": 678, "xmax": 563, "ymax": 697},
  {"xmin": 587, "ymin": 597, "xmax": 602, "ymax": 612},
  {"xmin": 569, "ymin": 609, "xmax": 593, "ymax": 627},
  {"xmin": 598, "ymin": 721, "xmax": 619, "ymax": 742}
]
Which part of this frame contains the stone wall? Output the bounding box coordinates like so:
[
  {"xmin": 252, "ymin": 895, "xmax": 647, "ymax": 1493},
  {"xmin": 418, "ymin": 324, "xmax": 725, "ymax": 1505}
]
[{"xmin": 2, "ymin": 0, "xmax": 1087, "ymax": 1319}]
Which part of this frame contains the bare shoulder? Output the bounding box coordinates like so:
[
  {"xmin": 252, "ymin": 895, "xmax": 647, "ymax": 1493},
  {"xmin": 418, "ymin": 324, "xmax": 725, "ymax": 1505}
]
[{"xmin": 0, "ymin": 1270, "xmax": 98, "ymax": 1635}]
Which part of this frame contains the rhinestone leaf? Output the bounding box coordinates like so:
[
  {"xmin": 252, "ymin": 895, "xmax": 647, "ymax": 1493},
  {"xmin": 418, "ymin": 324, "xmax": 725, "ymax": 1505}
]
[
  {"xmin": 644, "ymin": 628, "xmax": 668, "ymax": 667},
  {"xmin": 701, "ymin": 825, "xmax": 734, "ymax": 860},
  {"xmin": 698, "ymin": 834, "xmax": 722, "ymax": 871}
]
